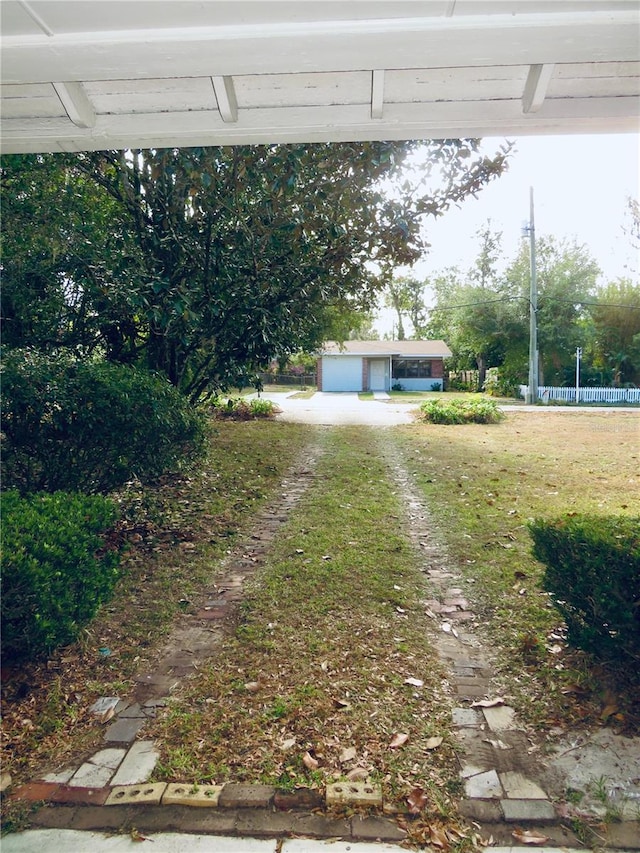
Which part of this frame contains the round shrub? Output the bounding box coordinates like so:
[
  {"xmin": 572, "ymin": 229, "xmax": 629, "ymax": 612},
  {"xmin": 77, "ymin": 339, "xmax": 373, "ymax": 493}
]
[
  {"xmin": 1, "ymin": 349, "xmax": 205, "ymax": 494},
  {"xmin": 1, "ymin": 490, "xmax": 120, "ymax": 660},
  {"xmin": 419, "ymin": 398, "xmax": 503, "ymax": 424},
  {"xmin": 530, "ymin": 514, "xmax": 640, "ymax": 663}
]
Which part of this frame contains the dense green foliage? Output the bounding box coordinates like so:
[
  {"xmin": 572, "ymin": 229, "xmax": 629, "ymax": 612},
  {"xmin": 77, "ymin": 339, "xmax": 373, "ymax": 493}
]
[
  {"xmin": 395, "ymin": 220, "xmax": 639, "ymax": 392},
  {"xmin": 1, "ymin": 350, "xmax": 205, "ymax": 494},
  {"xmin": 2, "ymin": 143, "xmax": 510, "ymax": 400},
  {"xmin": 1, "ymin": 490, "xmax": 120, "ymax": 659},
  {"xmin": 530, "ymin": 514, "xmax": 640, "ymax": 662},
  {"xmin": 418, "ymin": 398, "xmax": 503, "ymax": 424},
  {"xmin": 210, "ymin": 396, "xmax": 278, "ymax": 419}
]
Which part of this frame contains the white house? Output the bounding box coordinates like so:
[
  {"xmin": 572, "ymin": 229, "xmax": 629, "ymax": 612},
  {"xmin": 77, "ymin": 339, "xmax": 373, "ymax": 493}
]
[{"xmin": 318, "ymin": 340, "xmax": 452, "ymax": 393}]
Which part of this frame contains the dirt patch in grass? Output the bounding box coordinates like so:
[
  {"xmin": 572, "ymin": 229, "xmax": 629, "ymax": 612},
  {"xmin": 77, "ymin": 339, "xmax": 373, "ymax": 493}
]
[
  {"xmin": 395, "ymin": 409, "xmax": 640, "ymax": 733},
  {"xmin": 0, "ymin": 421, "xmax": 311, "ymax": 791}
]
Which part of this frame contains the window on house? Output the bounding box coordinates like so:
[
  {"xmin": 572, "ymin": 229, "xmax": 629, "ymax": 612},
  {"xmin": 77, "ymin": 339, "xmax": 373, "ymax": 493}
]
[{"xmin": 392, "ymin": 358, "xmax": 433, "ymax": 378}]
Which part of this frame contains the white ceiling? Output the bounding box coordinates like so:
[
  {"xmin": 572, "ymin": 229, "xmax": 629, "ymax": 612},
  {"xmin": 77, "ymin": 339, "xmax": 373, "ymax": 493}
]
[{"xmin": 1, "ymin": 1, "xmax": 639, "ymax": 153}]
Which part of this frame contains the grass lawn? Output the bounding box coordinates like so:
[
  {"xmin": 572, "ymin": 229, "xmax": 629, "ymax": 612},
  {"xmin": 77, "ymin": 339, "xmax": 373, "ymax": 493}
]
[
  {"xmin": 1, "ymin": 421, "xmax": 310, "ymax": 787},
  {"xmin": 2, "ymin": 409, "xmax": 639, "ymax": 836},
  {"xmin": 397, "ymin": 409, "xmax": 640, "ymax": 730}
]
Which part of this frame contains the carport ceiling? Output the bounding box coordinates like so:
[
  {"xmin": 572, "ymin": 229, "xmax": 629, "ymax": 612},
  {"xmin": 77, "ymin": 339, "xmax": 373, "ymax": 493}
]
[{"xmin": 1, "ymin": 0, "xmax": 639, "ymax": 153}]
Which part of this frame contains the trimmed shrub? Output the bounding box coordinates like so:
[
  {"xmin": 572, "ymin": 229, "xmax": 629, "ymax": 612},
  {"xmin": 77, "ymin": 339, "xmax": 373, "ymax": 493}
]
[
  {"xmin": 1, "ymin": 490, "xmax": 120, "ymax": 659},
  {"xmin": 210, "ymin": 397, "xmax": 277, "ymax": 419},
  {"xmin": 1, "ymin": 350, "xmax": 205, "ymax": 494},
  {"xmin": 419, "ymin": 398, "xmax": 503, "ymax": 424},
  {"xmin": 529, "ymin": 514, "xmax": 640, "ymax": 662}
]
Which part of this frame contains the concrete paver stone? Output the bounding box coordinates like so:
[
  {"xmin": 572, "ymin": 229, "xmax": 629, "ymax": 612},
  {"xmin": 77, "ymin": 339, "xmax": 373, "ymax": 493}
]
[
  {"xmin": 67, "ymin": 762, "xmax": 114, "ymax": 788},
  {"xmin": 116, "ymin": 702, "xmax": 146, "ymax": 719},
  {"xmin": 500, "ymin": 771, "xmax": 548, "ymax": 799},
  {"xmin": 326, "ymin": 781, "xmax": 383, "ymax": 807},
  {"xmin": 110, "ymin": 740, "xmax": 159, "ymax": 786},
  {"xmin": 87, "ymin": 748, "xmax": 127, "ymax": 770},
  {"xmin": 103, "ymin": 717, "xmax": 145, "ymax": 744},
  {"xmin": 218, "ymin": 783, "xmax": 275, "ymax": 808},
  {"xmin": 500, "ymin": 798, "xmax": 557, "ymax": 822},
  {"xmin": 451, "ymin": 707, "xmax": 483, "ymax": 727},
  {"xmin": 89, "ymin": 697, "xmax": 120, "ymax": 716},
  {"xmin": 162, "ymin": 783, "xmax": 224, "ymax": 807},
  {"xmin": 482, "ymin": 705, "xmax": 517, "ymax": 732},
  {"xmin": 105, "ymin": 783, "xmax": 167, "ymax": 806},
  {"xmin": 464, "ymin": 769, "xmax": 504, "ymax": 799},
  {"xmin": 39, "ymin": 768, "xmax": 75, "ymax": 784}
]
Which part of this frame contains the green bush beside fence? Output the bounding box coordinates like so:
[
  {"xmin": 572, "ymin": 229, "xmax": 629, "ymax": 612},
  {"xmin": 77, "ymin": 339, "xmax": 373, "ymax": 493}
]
[
  {"xmin": 530, "ymin": 514, "xmax": 640, "ymax": 663},
  {"xmin": 1, "ymin": 490, "xmax": 121, "ymax": 660},
  {"xmin": 1, "ymin": 350, "xmax": 205, "ymax": 494}
]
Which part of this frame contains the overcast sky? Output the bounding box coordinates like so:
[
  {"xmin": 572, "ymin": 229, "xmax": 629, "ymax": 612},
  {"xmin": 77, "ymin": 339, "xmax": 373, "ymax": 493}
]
[{"xmin": 376, "ymin": 132, "xmax": 639, "ymax": 333}]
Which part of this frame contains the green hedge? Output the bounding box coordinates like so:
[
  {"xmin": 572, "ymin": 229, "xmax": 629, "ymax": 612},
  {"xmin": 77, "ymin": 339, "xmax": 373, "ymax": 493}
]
[
  {"xmin": 1, "ymin": 490, "xmax": 121, "ymax": 660},
  {"xmin": 210, "ymin": 397, "xmax": 277, "ymax": 419},
  {"xmin": 529, "ymin": 514, "xmax": 640, "ymax": 662},
  {"xmin": 419, "ymin": 398, "xmax": 503, "ymax": 424},
  {"xmin": 1, "ymin": 350, "xmax": 205, "ymax": 494}
]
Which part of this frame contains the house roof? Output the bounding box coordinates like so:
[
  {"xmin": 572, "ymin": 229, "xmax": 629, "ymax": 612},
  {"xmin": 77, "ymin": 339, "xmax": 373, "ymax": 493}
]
[{"xmin": 321, "ymin": 340, "xmax": 453, "ymax": 358}]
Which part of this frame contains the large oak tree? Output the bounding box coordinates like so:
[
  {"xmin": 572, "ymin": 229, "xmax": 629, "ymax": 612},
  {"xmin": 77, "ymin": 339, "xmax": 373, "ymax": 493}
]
[{"xmin": 2, "ymin": 141, "xmax": 510, "ymax": 400}]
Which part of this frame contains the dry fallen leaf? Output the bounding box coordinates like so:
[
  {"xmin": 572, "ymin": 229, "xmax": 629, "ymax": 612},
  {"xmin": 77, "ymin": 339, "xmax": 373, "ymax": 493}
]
[
  {"xmin": 425, "ymin": 736, "xmax": 443, "ymax": 750},
  {"xmin": 512, "ymin": 828, "xmax": 550, "ymax": 845},
  {"xmin": 404, "ymin": 677, "xmax": 424, "ymax": 688},
  {"xmin": 346, "ymin": 767, "xmax": 368, "ymax": 781},
  {"xmin": 340, "ymin": 746, "xmax": 357, "ymax": 764},
  {"xmin": 483, "ymin": 738, "xmax": 512, "ymax": 750},
  {"xmin": 100, "ymin": 706, "xmax": 115, "ymax": 724},
  {"xmin": 244, "ymin": 681, "xmax": 260, "ymax": 693},
  {"xmin": 302, "ymin": 751, "xmax": 319, "ymax": 770},
  {"xmin": 429, "ymin": 823, "xmax": 450, "ymax": 848},
  {"xmin": 471, "ymin": 697, "xmax": 505, "ymax": 708},
  {"xmin": 407, "ymin": 786, "xmax": 429, "ymax": 814},
  {"xmin": 389, "ymin": 732, "xmax": 409, "ymax": 749}
]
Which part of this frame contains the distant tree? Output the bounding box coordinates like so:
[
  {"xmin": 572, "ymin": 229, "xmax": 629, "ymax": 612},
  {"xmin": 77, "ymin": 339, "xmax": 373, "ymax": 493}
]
[
  {"xmin": 589, "ymin": 278, "xmax": 640, "ymax": 385},
  {"xmin": 384, "ymin": 274, "xmax": 428, "ymax": 339},
  {"xmin": 504, "ymin": 237, "xmax": 599, "ymax": 385},
  {"xmin": 424, "ymin": 224, "xmax": 519, "ymax": 387}
]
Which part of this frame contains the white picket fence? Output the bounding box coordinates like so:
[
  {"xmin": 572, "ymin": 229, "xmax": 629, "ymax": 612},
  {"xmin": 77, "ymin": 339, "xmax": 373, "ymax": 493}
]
[{"xmin": 519, "ymin": 385, "xmax": 640, "ymax": 404}]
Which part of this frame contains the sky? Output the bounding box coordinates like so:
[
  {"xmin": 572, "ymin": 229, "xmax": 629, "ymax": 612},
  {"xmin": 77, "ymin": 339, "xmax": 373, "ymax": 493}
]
[{"xmin": 376, "ymin": 133, "xmax": 640, "ymax": 334}]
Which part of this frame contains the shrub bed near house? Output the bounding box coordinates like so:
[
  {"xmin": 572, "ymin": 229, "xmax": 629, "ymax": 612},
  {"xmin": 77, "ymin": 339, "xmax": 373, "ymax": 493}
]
[
  {"xmin": 210, "ymin": 397, "xmax": 278, "ymax": 419},
  {"xmin": 1, "ymin": 490, "xmax": 121, "ymax": 660},
  {"xmin": 529, "ymin": 514, "xmax": 640, "ymax": 663},
  {"xmin": 418, "ymin": 398, "xmax": 503, "ymax": 424},
  {"xmin": 1, "ymin": 349, "xmax": 205, "ymax": 494}
]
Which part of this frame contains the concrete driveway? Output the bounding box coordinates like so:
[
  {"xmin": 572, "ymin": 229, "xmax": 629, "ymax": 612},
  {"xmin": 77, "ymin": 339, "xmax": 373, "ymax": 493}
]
[{"xmin": 252, "ymin": 391, "xmax": 417, "ymax": 426}]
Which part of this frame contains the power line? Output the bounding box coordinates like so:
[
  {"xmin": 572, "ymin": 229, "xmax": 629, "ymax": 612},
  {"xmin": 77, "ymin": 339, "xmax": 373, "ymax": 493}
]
[{"xmin": 427, "ymin": 295, "xmax": 640, "ymax": 312}]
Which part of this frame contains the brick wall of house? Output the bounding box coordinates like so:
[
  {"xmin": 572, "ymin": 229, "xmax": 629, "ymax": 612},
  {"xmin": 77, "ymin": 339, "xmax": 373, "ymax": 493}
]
[
  {"xmin": 361, "ymin": 359, "xmax": 369, "ymax": 391},
  {"xmin": 316, "ymin": 358, "xmax": 323, "ymax": 391},
  {"xmin": 432, "ymin": 359, "xmax": 444, "ymax": 379}
]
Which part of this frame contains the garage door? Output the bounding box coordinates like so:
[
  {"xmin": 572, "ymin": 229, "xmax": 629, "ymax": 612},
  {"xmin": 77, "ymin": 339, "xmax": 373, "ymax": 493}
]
[{"xmin": 321, "ymin": 356, "xmax": 362, "ymax": 392}]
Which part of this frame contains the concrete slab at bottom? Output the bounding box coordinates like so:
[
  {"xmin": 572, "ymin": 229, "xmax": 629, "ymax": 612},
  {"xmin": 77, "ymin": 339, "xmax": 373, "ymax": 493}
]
[
  {"xmin": 0, "ymin": 829, "xmax": 409, "ymax": 852},
  {"xmin": 0, "ymin": 831, "xmax": 565, "ymax": 853}
]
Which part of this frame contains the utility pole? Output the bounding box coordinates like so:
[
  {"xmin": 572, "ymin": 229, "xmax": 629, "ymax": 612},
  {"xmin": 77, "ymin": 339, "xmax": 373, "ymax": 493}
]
[{"xmin": 525, "ymin": 187, "xmax": 538, "ymax": 404}]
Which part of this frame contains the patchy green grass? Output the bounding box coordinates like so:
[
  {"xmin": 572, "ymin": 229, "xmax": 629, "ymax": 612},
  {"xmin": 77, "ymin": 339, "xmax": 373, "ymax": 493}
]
[
  {"xmin": 1, "ymin": 420, "xmax": 311, "ymax": 791},
  {"xmin": 150, "ymin": 426, "xmax": 459, "ymax": 817},
  {"xmin": 396, "ymin": 410, "xmax": 640, "ymax": 731}
]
